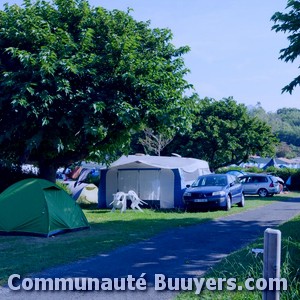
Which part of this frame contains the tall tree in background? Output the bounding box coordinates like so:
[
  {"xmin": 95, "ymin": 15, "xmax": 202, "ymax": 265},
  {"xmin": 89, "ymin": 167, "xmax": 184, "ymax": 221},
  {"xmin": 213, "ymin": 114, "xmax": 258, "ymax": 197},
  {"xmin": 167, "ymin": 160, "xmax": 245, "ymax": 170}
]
[
  {"xmin": 0, "ymin": 0, "xmax": 194, "ymax": 181},
  {"xmin": 165, "ymin": 97, "xmax": 278, "ymax": 170},
  {"xmin": 272, "ymin": 0, "xmax": 300, "ymax": 93}
]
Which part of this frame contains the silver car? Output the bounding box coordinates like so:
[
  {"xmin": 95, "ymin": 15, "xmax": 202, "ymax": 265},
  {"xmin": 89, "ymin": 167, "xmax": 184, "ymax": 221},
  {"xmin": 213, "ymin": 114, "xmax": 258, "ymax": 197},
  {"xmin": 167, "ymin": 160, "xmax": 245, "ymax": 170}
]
[{"xmin": 239, "ymin": 174, "xmax": 280, "ymax": 197}]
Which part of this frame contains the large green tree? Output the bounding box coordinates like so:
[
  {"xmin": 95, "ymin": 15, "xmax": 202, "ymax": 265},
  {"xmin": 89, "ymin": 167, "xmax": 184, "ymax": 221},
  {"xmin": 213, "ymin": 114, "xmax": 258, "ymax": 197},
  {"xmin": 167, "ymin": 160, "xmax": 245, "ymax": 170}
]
[
  {"xmin": 165, "ymin": 97, "xmax": 278, "ymax": 171},
  {"xmin": 271, "ymin": 0, "xmax": 300, "ymax": 93},
  {"xmin": 0, "ymin": 0, "xmax": 194, "ymax": 181}
]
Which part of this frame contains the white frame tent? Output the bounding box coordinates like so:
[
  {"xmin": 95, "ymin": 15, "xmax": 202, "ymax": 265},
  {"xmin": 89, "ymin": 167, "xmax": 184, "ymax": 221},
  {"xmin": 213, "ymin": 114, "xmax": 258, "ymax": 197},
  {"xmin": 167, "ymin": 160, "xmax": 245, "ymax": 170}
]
[{"xmin": 98, "ymin": 155, "xmax": 210, "ymax": 209}]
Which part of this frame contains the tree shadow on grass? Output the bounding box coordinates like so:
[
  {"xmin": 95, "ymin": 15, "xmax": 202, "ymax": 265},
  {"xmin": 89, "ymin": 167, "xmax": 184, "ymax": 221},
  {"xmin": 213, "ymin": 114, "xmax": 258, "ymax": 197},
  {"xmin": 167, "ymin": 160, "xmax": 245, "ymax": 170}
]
[{"xmin": 28, "ymin": 216, "xmax": 294, "ymax": 283}]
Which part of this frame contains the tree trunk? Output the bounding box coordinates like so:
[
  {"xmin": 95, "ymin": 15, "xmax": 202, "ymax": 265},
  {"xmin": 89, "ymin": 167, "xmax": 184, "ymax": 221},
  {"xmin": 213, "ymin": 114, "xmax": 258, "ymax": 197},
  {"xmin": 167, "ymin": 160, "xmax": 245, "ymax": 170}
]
[{"xmin": 38, "ymin": 161, "xmax": 57, "ymax": 183}]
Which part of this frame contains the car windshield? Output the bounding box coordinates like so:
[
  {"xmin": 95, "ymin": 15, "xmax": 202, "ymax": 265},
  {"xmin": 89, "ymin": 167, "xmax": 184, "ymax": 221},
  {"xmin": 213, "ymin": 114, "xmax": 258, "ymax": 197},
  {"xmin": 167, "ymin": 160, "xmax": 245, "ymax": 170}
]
[{"xmin": 192, "ymin": 175, "xmax": 228, "ymax": 187}]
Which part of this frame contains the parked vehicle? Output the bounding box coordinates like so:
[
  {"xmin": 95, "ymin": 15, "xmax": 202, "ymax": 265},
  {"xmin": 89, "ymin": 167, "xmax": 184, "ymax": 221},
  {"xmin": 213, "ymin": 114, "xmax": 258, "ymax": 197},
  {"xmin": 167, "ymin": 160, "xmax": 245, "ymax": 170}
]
[
  {"xmin": 239, "ymin": 174, "xmax": 280, "ymax": 197},
  {"xmin": 183, "ymin": 174, "xmax": 244, "ymax": 211}
]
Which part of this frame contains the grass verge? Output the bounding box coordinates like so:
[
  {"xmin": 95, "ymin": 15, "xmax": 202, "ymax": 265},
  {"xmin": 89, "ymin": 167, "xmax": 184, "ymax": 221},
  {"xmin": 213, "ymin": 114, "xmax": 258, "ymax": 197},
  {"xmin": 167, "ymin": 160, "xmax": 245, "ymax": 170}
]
[
  {"xmin": 176, "ymin": 203, "xmax": 300, "ymax": 299},
  {"xmin": 0, "ymin": 192, "xmax": 298, "ymax": 287}
]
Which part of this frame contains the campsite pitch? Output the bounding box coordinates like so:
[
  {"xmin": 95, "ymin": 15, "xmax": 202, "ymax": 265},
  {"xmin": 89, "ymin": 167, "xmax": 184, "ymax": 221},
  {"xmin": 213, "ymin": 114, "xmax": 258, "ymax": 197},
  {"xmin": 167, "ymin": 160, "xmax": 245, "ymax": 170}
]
[
  {"xmin": 1, "ymin": 195, "xmax": 300, "ymax": 299},
  {"xmin": 0, "ymin": 194, "xmax": 286, "ymax": 286}
]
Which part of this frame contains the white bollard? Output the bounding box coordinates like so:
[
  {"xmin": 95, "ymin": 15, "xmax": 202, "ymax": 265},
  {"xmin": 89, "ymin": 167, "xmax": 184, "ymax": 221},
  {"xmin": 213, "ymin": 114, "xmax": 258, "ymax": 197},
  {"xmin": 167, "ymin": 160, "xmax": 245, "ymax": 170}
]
[{"xmin": 263, "ymin": 228, "xmax": 281, "ymax": 300}]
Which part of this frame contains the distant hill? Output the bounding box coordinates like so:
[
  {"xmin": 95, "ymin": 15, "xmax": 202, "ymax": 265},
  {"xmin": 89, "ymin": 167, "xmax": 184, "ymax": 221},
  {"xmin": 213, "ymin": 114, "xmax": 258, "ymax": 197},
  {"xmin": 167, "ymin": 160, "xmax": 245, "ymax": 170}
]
[{"xmin": 248, "ymin": 104, "xmax": 300, "ymax": 158}]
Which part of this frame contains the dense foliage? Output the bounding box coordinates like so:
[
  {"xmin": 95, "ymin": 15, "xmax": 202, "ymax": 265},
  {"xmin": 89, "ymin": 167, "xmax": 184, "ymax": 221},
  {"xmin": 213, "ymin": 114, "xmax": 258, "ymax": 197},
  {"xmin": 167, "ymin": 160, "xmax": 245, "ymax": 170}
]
[
  {"xmin": 248, "ymin": 104, "xmax": 300, "ymax": 158},
  {"xmin": 0, "ymin": 0, "xmax": 194, "ymax": 181},
  {"xmin": 164, "ymin": 97, "xmax": 278, "ymax": 170}
]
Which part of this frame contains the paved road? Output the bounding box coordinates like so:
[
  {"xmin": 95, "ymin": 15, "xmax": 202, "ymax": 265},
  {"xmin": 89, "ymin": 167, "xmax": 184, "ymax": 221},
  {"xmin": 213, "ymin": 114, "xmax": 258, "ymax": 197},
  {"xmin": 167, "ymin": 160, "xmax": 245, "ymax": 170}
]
[{"xmin": 1, "ymin": 197, "xmax": 300, "ymax": 300}]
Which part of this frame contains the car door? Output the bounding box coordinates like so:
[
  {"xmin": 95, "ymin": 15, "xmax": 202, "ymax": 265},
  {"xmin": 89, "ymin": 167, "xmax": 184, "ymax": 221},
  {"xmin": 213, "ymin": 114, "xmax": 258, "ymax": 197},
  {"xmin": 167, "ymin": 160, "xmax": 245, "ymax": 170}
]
[
  {"xmin": 240, "ymin": 175, "xmax": 256, "ymax": 194},
  {"xmin": 228, "ymin": 175, "xmax": 242, "ymax": 204}
]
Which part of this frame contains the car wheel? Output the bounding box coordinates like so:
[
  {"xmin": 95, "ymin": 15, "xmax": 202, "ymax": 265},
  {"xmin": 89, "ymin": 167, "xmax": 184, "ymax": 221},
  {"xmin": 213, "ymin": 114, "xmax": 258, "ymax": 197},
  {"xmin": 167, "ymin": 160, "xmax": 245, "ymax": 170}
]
[
  {"xmin": 258, "ymin": 188, "xmax": 268, "ymax": 197},
  {"xmin": 225, "ymin": 195, "xmax": 231, "ymax": 211},
  {"xmin": 238, "ymin": 193, "xmax": 245, "ymax": 207}
]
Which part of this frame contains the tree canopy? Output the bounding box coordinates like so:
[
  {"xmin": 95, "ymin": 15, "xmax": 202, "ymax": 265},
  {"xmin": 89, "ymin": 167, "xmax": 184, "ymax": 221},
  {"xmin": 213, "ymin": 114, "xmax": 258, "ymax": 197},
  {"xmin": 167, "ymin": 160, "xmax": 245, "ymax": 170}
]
[
  {"xmin": 0, "ymin": 0, "xmax": 194, "ymax": 181},
  {"xmin": 248, "ymin": 105, "xmax": 300, "ymax": 157},
  {"xmin": 271, "ymin": 0, "xmax": 300, "ymax": 93},
  {"xmin": 165, "ymin": 97, "xmax": 278, "ymax": 170}
]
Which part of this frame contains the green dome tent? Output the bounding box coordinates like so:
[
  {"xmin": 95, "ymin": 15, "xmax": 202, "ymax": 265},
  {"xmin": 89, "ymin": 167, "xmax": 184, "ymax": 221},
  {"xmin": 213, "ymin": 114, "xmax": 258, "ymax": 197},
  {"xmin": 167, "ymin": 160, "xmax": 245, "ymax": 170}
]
[{"xmin": 0, "ymin": 178, "xmax": 89, "ymax": 237}]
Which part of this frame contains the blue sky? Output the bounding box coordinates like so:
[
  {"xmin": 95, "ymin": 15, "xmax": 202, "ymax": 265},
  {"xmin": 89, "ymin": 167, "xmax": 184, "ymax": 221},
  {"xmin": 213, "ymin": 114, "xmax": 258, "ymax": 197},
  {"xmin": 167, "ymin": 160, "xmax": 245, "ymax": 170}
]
[{"xmin": 4, "ymin": 0, "xmax": 300, "ymax": 112}]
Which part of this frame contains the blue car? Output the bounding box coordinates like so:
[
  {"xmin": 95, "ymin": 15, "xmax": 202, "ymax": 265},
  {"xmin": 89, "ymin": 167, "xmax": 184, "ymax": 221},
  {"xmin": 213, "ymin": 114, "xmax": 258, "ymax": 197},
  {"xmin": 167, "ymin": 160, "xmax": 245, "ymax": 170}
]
[{"xmin": 183, "ymin": 174, "xmax": 244, "ymax": 211}]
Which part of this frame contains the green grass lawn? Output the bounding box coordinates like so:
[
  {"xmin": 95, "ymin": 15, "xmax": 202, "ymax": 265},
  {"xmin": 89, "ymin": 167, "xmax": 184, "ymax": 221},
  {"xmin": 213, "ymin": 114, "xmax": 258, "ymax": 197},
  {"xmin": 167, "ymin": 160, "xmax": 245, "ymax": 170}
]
[{"xmin": 0, "ymin": 192, "xmax": 299, "ymax": 287}]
